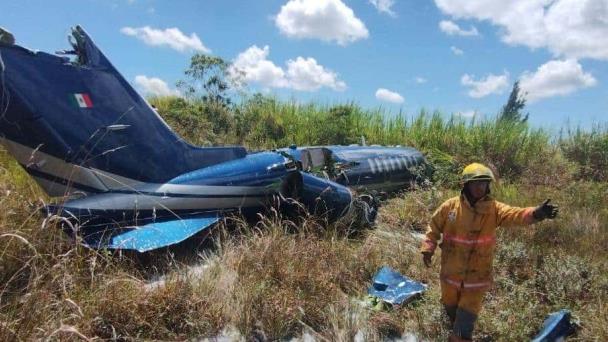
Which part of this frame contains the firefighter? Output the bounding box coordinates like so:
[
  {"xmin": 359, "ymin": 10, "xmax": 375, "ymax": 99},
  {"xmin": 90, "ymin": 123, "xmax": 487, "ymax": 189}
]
[{"xmin": 420, "ymin": 163, "xmax": 558, "ymax": 341}]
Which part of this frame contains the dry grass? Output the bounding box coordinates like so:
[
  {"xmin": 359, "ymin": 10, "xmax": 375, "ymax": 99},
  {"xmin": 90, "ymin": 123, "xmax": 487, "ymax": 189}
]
[{"xmin": 1, "ymin": 143, "xmax": 607, "ymax": 341}]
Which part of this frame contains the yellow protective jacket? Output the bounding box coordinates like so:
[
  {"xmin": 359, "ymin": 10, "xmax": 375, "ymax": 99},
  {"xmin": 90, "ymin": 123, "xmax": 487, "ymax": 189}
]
[{"xmin": 421, "ymin": 194, "xmax": 536, "ymax": 290}]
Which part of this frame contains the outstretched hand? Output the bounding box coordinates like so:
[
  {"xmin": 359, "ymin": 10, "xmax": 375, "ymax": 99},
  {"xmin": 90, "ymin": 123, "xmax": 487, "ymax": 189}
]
[{"xmin": 533, "ymin": 199, "xmax": 559, "ymax": 220}]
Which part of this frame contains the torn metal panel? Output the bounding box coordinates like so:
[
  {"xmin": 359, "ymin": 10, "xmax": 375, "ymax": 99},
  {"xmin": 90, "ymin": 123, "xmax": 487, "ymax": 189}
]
[
  {"xmin": 531, "ymin": 309, "xmax": 576, "ymax": 342},
  {"xmin": 368, "ymin": 266, "xmax": 427, "ymax": 306}
]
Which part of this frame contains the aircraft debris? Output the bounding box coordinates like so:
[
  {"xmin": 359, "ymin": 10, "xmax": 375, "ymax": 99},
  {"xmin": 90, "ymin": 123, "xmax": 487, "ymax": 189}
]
[
  {"xmin": 531, "ymin": 309, "xmax": 577, "ymax": 342},
  {"xmin": 367, "ymin": 266, "xmax": 427, "ymax": 307},
  {"xmin": 0, "ymin": 26, "xmax": 380, "ymax": 252},
  {"xmin": 280, "ymin": 145, "xmax": 430, "ymax": 195}
]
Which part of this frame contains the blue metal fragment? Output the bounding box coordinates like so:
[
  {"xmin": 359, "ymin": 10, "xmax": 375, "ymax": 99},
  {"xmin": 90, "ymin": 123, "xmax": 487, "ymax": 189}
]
[
  {"xmin": 531, "ymin": 309, "xmax": 576, "ymax": 342},
  {"xmin": 367, "ymin": 266, "xmax": 427, "ymax": 306},
  {"xmin": 85, "ymin": 215, "xmax": 219, "ymax": 252}
]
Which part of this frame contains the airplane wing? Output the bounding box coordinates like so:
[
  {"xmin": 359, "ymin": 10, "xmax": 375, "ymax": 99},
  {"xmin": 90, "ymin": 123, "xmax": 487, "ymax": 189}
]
[{"xmin": 81, "ymin": 214, "xmax": 220, "ymax": 252}]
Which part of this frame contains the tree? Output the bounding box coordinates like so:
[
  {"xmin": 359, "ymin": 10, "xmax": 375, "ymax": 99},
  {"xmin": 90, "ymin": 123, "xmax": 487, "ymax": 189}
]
[
  {"xmin": 177, "ymin": 54, "xmax": 236, "ymax": 135},
  {"xmin": 178, "ymin": 54, "xmax": 232, "ymax": 105},
  {"xmin": 500, "ymin": 81, "xmax": 528, "ymax": 122}
]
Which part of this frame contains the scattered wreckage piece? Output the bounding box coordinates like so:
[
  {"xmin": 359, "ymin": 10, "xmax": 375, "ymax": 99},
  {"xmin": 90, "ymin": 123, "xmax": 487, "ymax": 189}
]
[
  {"xmin": 367, "ymin": 266, "xmax": 427, "ymax": 306},
  {"xmin": 531, "ymin": 309, "xmax": 577, "ymax": 342},
  {"xmin": 0, "ymin": 26, "xmax": 378, "ymax": 252},
  {"xmin": 279, "ymin": 145, "xmax": 430, "ymax": 195}
]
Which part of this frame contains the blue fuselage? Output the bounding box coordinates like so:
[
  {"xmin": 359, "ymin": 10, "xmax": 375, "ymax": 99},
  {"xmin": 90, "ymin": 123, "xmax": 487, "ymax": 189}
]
[
  {"xmin": 279, "ymin": 145, "xmax": 428, "ymax": 194},
  {"xmin": 52, "ymin": 152, "xmax": 296, "ymax": 221}
]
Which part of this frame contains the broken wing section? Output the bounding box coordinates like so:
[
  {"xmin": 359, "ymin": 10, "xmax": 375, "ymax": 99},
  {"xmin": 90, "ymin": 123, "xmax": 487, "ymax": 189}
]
[{"xmin": 80, "ymin": 214, "xmax": 220, "ymax": 253}]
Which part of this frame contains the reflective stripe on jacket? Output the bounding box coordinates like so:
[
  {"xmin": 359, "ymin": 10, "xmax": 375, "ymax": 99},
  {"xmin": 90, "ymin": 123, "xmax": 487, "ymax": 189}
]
[{"xmin": 420, "ymin": 194, "xmax": 535, "ymax": 289}]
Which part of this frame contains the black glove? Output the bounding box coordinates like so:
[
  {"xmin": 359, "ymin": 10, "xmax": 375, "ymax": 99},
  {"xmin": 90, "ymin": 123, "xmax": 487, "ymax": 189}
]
[{"xmin": 533, "ymin": 199, "xmax": 558, "ymax": 220}]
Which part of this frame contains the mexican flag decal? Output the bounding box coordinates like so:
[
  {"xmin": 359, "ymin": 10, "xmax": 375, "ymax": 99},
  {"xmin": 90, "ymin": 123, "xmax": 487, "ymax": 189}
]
[{"xmin": 71, "ymin": 93, "xmax": 93, "ymax": 108}]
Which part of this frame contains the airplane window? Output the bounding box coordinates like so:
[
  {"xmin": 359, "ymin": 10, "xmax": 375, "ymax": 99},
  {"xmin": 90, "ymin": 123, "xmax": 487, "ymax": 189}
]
[
  {"xmin": 308, "ymin": 148, "xmax": 327, "ymax": 167},
  {"xmin": 301, "ymin": 150, "xmax": 313, "ymax": 171}
]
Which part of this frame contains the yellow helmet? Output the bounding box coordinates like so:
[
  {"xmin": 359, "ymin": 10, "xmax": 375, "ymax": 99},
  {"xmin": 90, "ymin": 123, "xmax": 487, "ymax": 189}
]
[{"xmin": 462, "ymin": 163, "xmax": 495, "ymax": 183}]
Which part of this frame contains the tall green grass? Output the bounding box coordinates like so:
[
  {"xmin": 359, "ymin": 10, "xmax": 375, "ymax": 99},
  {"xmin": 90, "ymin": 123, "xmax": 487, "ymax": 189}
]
[{"xmin": 559, "ymin": 124, "xmax": 608, "ymax": 181}]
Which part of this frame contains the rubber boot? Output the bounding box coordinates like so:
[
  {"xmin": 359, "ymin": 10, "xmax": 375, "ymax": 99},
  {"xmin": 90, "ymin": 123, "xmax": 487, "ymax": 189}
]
[
  {"xmin": 453, "ymin": 308, "xmax": 477, "ymax": 340},
  {"xmin": 444, "ymin": 304, "xmax": 457, "ymax": 326}
]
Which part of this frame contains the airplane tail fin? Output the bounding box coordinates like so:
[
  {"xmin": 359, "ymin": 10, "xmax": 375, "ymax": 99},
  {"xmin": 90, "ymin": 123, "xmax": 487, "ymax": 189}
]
[{"xmin": 0, "ymin": 26, "xmax": 245, "ymax": 196}]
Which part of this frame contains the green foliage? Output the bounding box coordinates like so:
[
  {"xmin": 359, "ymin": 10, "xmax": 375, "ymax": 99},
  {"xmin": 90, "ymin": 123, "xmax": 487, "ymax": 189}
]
[
  {"xmin": 499, "ymin": 81, "xmax": 528, "ymax": 122},
  {"xmin": 179, "ymin": 54, "xmax": 231, "ymax": 104},
  {"xmin": 233, "ymin": 94, "xmax": 287, "ymax": 148},
  {"xmin": 377, "ymin": 112, "xmax": 550, "ymax": 184},
  {"xmin": 176, "ymin": 54, "xmax": 235, "ymax": 135},
  {"xmin": 232, "ymin": 96, "xmax": 369, "ymax": 148},
  {"xmin": 148, "ymin": 96, "xmax": 217, "ymax": 146},
  {"xmin": 242, "ymin": 97, "xmax": 546, "ymax": 181},
  {"xmin": 317, "ymin": 104, "xmax": 359, "ymax": 145},
  {"xmin": 559, "ymin": 124, "xmax": 608, "ymax": 181}
]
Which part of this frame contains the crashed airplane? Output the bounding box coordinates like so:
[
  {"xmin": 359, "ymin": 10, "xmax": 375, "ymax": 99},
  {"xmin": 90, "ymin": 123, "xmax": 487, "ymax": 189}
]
[
  {"xmin": 0, "ymin": 26, "xmax": 426, "ymax": 252},
  {"xmin": 279, "ymin": 145, "xmax": 428, "ymax": 195}
]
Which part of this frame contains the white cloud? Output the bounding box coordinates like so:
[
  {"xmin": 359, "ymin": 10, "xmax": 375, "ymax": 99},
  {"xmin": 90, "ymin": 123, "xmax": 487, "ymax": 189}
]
[
  {"xmin": 120, "ymin": 26, "xmax": 210, "ymax": 53},
  {"xmin": 275, "ymin": 0, "xmax": 369, "ymax": 45},
  {"xmin": 286, "ymin": 57, "xmax": 347, "ymax": 91},
  {"xmin": 434, "ymin": 0, "xmax": 608, "ymax": 60},
  {"xmin": 415, "ymin": 77, "xmax": 428, "ymax": 84},
  {"xmin": 451, "ymin": 46, "xmax": 464, "ymax": 55},
  {"xmin": 461, "ymin": 72, "xmax": 510, "ymax": 98},
  {"xmin": 229, "ymin": 45, "xmax": 346, "ymax": 92},
  {"xmin": 230, "ymin": 45, "xmax": 287, "ymax": 88},
  {"xmin": 134, "ymin": 75, "xmax": 180, "ymax": 97},
  {"xmin": 519, "ymin": 59, "xmax": 597, "ymax": 102},
  {"xmin": 369, "ymin": 0, "xmax": 397, "ymax": 17},
  {"xmin": 439, "ymin": 20, "xmax": 479, "ymax": 36},
  {"xmin": 375, "ymin": 88, "xmax": 404, "ymax": 104}
]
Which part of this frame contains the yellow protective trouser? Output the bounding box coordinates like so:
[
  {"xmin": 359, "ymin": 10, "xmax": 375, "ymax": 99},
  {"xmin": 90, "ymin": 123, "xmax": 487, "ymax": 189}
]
[{"xmin": 441, "ymin": 280, "xmax": 486, "ymax": 340}]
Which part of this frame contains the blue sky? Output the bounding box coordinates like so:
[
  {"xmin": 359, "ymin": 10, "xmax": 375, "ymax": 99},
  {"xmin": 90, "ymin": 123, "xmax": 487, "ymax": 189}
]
[{"xmin": 2, "ymin": 0, "xmax": 607, "ymax": 130}]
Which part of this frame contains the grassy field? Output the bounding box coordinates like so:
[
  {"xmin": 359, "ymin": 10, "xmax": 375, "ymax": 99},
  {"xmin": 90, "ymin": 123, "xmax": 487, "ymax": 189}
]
[{"xmin": 0, "ymin": 99, "xmax": 606, "ymax": 340}]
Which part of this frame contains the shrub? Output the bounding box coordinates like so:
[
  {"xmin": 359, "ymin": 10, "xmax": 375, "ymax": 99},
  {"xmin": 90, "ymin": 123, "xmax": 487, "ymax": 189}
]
[
  {"xmin": 559, "ymin": 124, "xmax": 608, "ymax": 181},
  {"xmin": 149, "ymin": 96, "xmax": 218, "ymax": 146}
]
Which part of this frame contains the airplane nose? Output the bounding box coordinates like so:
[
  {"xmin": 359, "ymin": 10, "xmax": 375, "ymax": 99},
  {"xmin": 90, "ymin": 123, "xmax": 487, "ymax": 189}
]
[{"xmin": 277, "ymin": 171, "xmax": 379, "ymax": 227}]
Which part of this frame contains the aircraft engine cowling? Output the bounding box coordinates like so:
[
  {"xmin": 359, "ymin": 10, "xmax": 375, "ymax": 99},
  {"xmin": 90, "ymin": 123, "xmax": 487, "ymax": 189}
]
[{"xmin": 299, "ymin": 173, "xmax": 354, "ymax": 222}]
